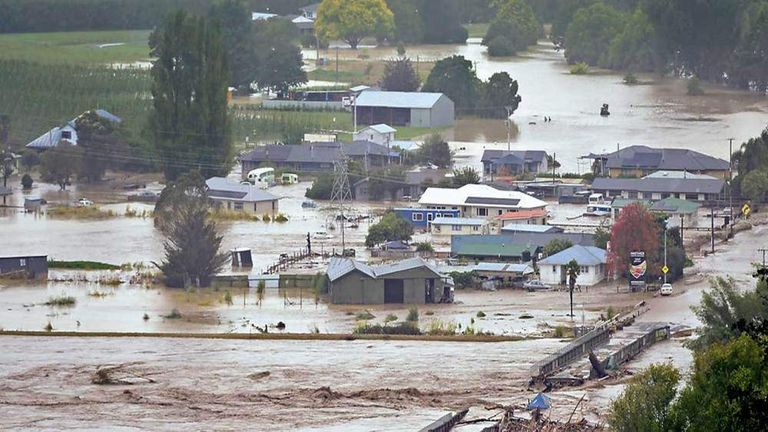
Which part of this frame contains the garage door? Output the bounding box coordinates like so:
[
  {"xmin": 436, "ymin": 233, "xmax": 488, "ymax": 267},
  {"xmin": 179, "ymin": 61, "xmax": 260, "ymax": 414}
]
[{"xmin": 384, "ymin": 279, "xmax": 404, "ymax": 303}]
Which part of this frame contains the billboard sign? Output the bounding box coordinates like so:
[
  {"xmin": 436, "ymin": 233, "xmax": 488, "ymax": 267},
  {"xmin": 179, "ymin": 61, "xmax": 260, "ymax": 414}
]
[{"xmin": 629, "ymin": 250, "xmax": 646, "ymax": 291}]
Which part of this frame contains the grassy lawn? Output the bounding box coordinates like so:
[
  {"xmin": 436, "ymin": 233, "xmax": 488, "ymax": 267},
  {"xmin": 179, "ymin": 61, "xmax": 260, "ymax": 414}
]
[
  {"xmin": 464, "ymin": 23, "xmax": 490, "ymax": 39},
  {"xmin": 0, "ymin": 30, "xmax": 152, "ymax": 64},
  {"xmin": 308, "ymin": 59, "xmax": 435, "ymax": 86}
]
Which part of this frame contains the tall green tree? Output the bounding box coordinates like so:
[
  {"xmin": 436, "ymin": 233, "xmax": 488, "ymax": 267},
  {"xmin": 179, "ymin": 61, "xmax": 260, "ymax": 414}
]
[
  {"xmin": 74, "ymin": 110, "xmax": 122, "ymax": 182},
  {"xmin": 148, "ymin": 11, "xmax": 233, "ymax": 182},
  {"xmin": 252, "ymin": 19, "xmax": 307, "ymax": 93},
  {"xmin": 155, "ymin": 172, "xmax": 228, "ymax": 288},
  {"xmin": 414, "ymin": 134, "xmax": 453, "ymax": 168},
  {"xmin": 385, "ymin": 0, "xmax": 423, "ymax": 44},
  {"xmin": 418, "ymin": 0, "xmax": 468, "ymax": 44},
  {"xmin": 316, "ymin": 0, "xmax": 395, "ymax": 49},
  {"xmin": 604, "ymin": 7, "xmax": 659, "ymax": 72},
  {"xmin": 422, "ymin": 55, "xmax": 480, "ymax": 113},
  {"xmin": 40, "ymin": 141, "xmax": 83, "ymax": 191},
  {"xmin": 452, "ymin": 167, "xmax": 480, "ymax": 187},
  {"xmin": 732, "ymin": 1, "xmax": 768, "ymax": 92},
  {"xmin": 564, "ymin": 2, "xmax": 626, "ymax": 66},
  {"xmin": 365, "ymin": 211, "xmax": 414, "ymax": 247},
  {"xmin": 208, "ymin": 0, "xmax": 253, "ymax": 91},
  {"xmin": 380, "ymin": 57, "xmax": 420, "ymax": 91},
  {"xmin": 741, "ymin": 169, "xmax": 768, "ymax": 205},
  {"xmin": 544, "ymin": 238, "xmax": 572, "ymax": 256},
  {"xmin": 566, "ymin": 259, "xmax": 580, "ymax": 317},
  {"xmin": 478, "ymin": 72, "xmax": 522, "ymax": 118},
  {"xmin": 608, "ymin": 363, "xmax": 681, "ymax": 432},
  {"xmin": 483, "ymin": 0, "xmax": 540, "ymax": 57}
]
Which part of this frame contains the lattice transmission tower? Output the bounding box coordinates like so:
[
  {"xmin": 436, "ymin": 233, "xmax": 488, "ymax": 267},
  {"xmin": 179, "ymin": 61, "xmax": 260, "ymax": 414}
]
[{"xmin": 330, "ymin": 157, "xmax": 353, "ymax": 252}]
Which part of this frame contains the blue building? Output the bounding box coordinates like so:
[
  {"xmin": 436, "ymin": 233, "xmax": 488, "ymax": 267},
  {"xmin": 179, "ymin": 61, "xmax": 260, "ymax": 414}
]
[{"xmin": 393, "ymin": 208, "xmax": 461, "ymax": 229}]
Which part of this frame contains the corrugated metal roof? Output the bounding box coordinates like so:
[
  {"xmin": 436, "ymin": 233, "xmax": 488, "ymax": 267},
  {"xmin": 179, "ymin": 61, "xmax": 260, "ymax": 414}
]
[
  {"xmin": 355, "ymin": 91, "xmax": 446, "ymax": 109},
  {"xmin": 592, "ymin": 177, "xmax": 725, "ymax": 194},
  {"xmin": 374, "ymin": 257, "xmax": 442, "ymax": 277},
  {"xmin": 538, "ymin": 245, "xmax": 607, "ymax": 266},
  {"xmin": 481, "ymin": 150, "xmax": 548, "ymax": 164},
  {"xmin": 604, "ymin": 145, "xmax": 729, "ymax": 171},
  {"xmin": 327, "ymin": 257, "xmax": 375, "ymax": 281},
  {"xmin": 365, "ymin": 124, "xmax": 397, "ymax": 134},
  {"xmin": 451, "ymin": 236, "xmax": 536, "ymax": 258},
  {"xmin": 419, "ymin": 184, "xmax": 547, "ymax": 210},
  {"xmin": 500, "ymin": 224, "xmax": 562, "ymax": 233},
  {"xmin": 650, "ymin": 197, "xmax": 701, "ymax": 214},
  {"xmin": 205, "ymin": 177, "xmax": 278, "ymax": 203}
]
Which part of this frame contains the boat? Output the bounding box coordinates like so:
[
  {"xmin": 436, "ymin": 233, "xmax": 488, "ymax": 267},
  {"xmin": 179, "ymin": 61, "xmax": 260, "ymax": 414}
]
[
  {"xmin": 301, "ymin": 200, "xmax": 317, "ymax": 208},
  {"xmin": 313, "ymin": 231, "xmax": 333, "ymax": 240}
]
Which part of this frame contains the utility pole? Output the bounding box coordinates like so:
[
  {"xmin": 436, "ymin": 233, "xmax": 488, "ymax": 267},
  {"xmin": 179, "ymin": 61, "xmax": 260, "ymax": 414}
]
[
  {"xmin": 335, "ymin": 47, "xmax": 339, "ymax": 85},
  {"xmin": 663, "ymin": 223, "xmax": 668, "ymax": 284},
  {"xmin": 330, "ymin": 157, "xmax": 352, "ymax": 253},
  {"xmin": 759, "ymin": 248, "xmax": 768, "ymax": 268},
  {"xmin": 728, "ymin": 138, "xmax": 735, "ymax": 233},
  {"xmin": 710, "ymin": 205, "xmax": 715, "ymax": 254},
  {"xmin": 505, "ymin": 106, "xmax": 512, "ymax": 152}
]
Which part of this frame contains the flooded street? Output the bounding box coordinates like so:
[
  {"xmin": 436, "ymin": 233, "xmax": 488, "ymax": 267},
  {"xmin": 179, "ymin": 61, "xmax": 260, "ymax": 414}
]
[{"xmin": 309, "ymin": 39, "xmax": 768, "ymax": 173}]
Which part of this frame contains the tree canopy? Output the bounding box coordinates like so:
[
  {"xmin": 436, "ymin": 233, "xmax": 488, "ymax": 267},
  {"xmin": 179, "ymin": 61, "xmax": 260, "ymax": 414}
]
[
  {"xmin": 148, "ymin": 10, "xmax": 233, "ymax": 182},
  {"xmin": 422, "ymin": 55, "xmax": 481, "ymax": 113},
  {"xmin": 40, "ymin": 141, "xmax": 83, "ymax": 191},
  {"xmin": 452, "ymin": 167, "xmax": 480, "ymax": 187},
  {"xmin": 608, "ymin": 363, "xmax": 681, "ymax": 432},
  {"xmin": 316, "ymin": 0, "xmax": 395, "ymax": 49},
  {"xmin": 483, "ymin": 0, "xmax": 540, "ymax": 57},
  {"xmin": 607, "ymin": 203, "xmax": 660, "ymax": 280},
  {"xmin": 365, "ymin": 211, "xmax": 414, "ymax": 247},
  {"xmin": 380, "ymin": 57, "xmax": 420, "ymax": 92},
  {"xmin": 564, "ymin": 2, "xmax": 626, "ymax": 66}
]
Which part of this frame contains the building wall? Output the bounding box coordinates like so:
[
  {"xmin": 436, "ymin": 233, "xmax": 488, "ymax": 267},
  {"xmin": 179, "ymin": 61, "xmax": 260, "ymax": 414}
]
[
  {"xmin": 430, "ymin": 223, "xmax": 486, "ymax": 238},
  {"xmin": 410, "ymin": 108, "xmax": 432, "ymax": 128},
  {"xmin": 608, "ymin": 167, "xmax": 728, "ymax": 179},
  {"xmin": 539, "ymin": 263, "xmax": 605, "ymax": 286},
  {"xmin": 499, "ymin": 217, "xmax": 547, "ymax": 227},
  {"xmin": 353, "ymin": 129, "xmax": 394, "ymax": 146},
  {"xmin": 430, "ymin": 96, "xmax": 455, "ymax": 127},
  {"xmin": 329, "ymin": 272, "xmax": 442, "ymax": 304},
  {"xmin": 0, "ymin": 256, "xmax": 48, "ymax": 279},
  {"xmin": 213, "ymin": 198, "xmax": 278, "ymax": 215},
  {"xmin": 393, "ymin": 208, "xmax": 461, "ymax": 229},
  {"xmin": 467, "ymin": 205, "xmax": 545, "ymax": 219}
]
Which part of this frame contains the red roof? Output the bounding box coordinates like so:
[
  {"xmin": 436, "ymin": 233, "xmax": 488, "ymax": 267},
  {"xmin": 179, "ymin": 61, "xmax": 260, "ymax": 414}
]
[{"xmin": 496, "ymin": 208, "xmax": 547, "ymax": 220}]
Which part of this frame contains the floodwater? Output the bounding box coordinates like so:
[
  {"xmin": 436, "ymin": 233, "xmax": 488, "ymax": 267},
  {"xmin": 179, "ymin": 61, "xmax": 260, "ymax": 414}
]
[{"xmin": 308, "ymin": 38, "xmax": 768, "ymax": 173}]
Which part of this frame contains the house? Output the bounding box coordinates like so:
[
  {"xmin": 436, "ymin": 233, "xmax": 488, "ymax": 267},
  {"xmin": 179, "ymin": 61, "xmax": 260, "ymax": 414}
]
[
  {"xmin": 326, "ymin": 257, "xmax": 452, "ymax": 304},
  {"xmin": 353, "ymin": 124, "xmax": 396, "ymax": 147},
  {"xmin": 591, "ymin": 176, "xmax": 725, "ymax": 202},
  {"xmin": 354, "ymin": 91, "xmax": 455, "ymax": 128},
  {"xmin": 393, "ymin": 208, "xmax": 460, "ymax": 229},
  {"xmin": 418, "ymin": 184, "xmax": 548, "ymax": 219},
  {"xmin": 240, "ymin": 141, "xmax": 398, "ymax": 176},
  {"xmin": 205, "ymin": 177, "xmax": 279, "ymax": 215},
  {"xmin": 496, "ymin": 208, "xmax": 549, "ymax": 226},
  {"xmin": 502, "ymin": 231, "xmax": 595, "ymax": 249},
  {"xmin": 585, "ymin": 145, "xmax": 730, "ymax": 179},
  {"xmin": 538, "ymin": 245, "xmax": 607, "ymax": 286},
  {"xmin": 430, "ymin": 217, "xmax": 490, "ymax": 239},
  {"xmin": 649, "ymin": 197, "xmax": 701, "ymax": 227},
  {"xmin": 352, "ymin": 167, "xmax": 450, "ymax": 201},
  {"xmin": 299, "ymin": 3, "xmax": 320, "ymax": 19},
  {"xmin": 500, "ymin": 224, "xmax": 563, "ymax": 234},
  {"xmin": 451, "ymin": 235, "xmax": 537, "ymax": 263},
  {"xmin": 437, "ymin": 262, "xmax": 535, "ymax": 288},
  {"xmin": 26, "ymin": 109, "xmax": 121, "ymax": 150},
  {"xmin": 251, "ymin": 12, "xmax": 278, "ymax": 20},
  {"xmin": 481, "ymin": 150, "xmax": 549, "ymax": 177},
  {"xmin": 0, "ymin": 255, "xmax": 48, "ymax": 280}
]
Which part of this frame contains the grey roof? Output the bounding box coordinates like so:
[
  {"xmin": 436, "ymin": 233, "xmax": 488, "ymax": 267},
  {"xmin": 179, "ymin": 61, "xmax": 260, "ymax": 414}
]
[
  {"xmin": 327, "ymin": 257, "xmax": 376, "ymax": 282},
  {"xmin": 383, "ymin": 240, "xmax": 410, "ymax": 250},
  {"xmin": 481, "ymin": 150, "xmax": 548, "ymax": 165},
  {"xmin": 374, "ymin": 257, "xmax": 442, "ymax": 278},
  {"xmin": 592, "ymin": 177, "xmax": 725, "ymax": 195},
  {"xmin": 26, "ymin": 123, "xmax": 76, "ymax": 149},
  {"xmin": 501, "ymin": 232, "xmax": 596, "ymax": 248},
  {"xmin": 205, "ymin": 177, "xmax": 279, "ymax": 203},
  {"xmin": 500, "ymin": 224, "xmax": 563, "ymax": 234},
  {"xmin": 240, "ymin": 141, "xmax": 394, "ymax": 164},
  {"xmin": 365, "ymin": 124, "xmax": 397, "ymax": 134},
  {"xmin": 539, "ymin": 245, "xmax": 607, "ymax": 266},
  {"xmin": 465, "ymin": 196, "xmax": 520, "ymax": 206},
  {"xmin": 93, "ymin": 109, "xmax": 122, "ymax": 123},
  {"xmin": 355, "ymin": 91, "xmax": 448, "ymax": 109},
  {"xmin": 327, "ymin": 257, "xmax": 441, "ymax": 281},
  {"xmin": 604, "ymin": 145, "xmax": 729, "ymax": 171}
]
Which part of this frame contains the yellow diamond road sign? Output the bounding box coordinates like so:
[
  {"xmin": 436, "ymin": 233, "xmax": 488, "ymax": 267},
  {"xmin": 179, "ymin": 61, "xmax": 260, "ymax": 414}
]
[
  {"xmin": 661, "ymin": 265, "xmax": 669, "ymax": 274},
  {"xmin": 743, "ymin": 203, "xmax": 751, "ymax": 216}
]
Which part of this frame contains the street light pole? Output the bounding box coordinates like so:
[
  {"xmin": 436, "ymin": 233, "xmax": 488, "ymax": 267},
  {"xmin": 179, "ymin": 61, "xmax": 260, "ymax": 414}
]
[
  {"xmin": 505, "ymin": 106, "xmax": 512, "ymax": 152},
  {"xmin": 728, "ymin": 137, "xmax": 734, "ymax": 232},
  {"xmin": 664, "ymin": 224, "xmax": 668, "ymax": 284}
]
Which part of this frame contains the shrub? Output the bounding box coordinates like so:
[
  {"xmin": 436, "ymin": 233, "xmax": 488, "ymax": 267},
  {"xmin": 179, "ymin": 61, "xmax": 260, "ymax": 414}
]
[
  {"xmin": 21, "ymin": 174, "xmax": 33, "ymax": 189},
  {"xmin": 45, "ymin": 295, "xmax": 76, "ymax": 307},
  {"xmin": 274, "ymin": 214, "xmax": 288, "ymax": 223},
  {"xmin": 425, "ymin": 319, "xmax": 458, "ymax": 336},
  {"xmin": 415, "ymin": 242, "xmax": 434, "ymax": 253},
  {"xmin": 164, "ymin": 308, "xmax": 182, "ymax": 319},
  {"xmin": 606, "ymin": 305, "xmax": 616, "ymax": 320},
  {"xmin": 353, "ymin": 321, "xmax": 421, "ymax": 335},
  {"xmin": 142, "ymin": 313, "xmax": 150, "ymax": 321},
  {"xmin": 623, "ymin": 71, "xmax": 638, "ymax": 84},
  {"xmin": 44, "ymin": 321, "xmax": 53, "ymax": 331},
  {"xmin": 406, "ymin": 306, "xmax": 419, "ymax": 322},
  {"xmin": 570, "ymin": 62, "xmax": 590, "ymax": 75},
  {"xmin": 262, "ymin": 214, "xmax": 271, "ymax": 222},
  {"xmin": 476, "ymin": 311, "xmax": 486, "ymax": 318},
  {"xmin": 356, "ymin": 310, "xmax": 375, "ymax": 320},
  {"xmin": 384, "ymin": 314, "xmax": 398, "ymax": 324},
  {"xmin": 687, "ymin": 76, "xmax": 704, "ymax": 95},
  {"xmin": 223, "ymin": 291, "xmax": 233, "ymax": 305}
]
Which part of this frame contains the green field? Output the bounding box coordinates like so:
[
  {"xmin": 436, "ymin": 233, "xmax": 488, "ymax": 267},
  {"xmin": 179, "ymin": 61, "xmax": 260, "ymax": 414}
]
[
  {"xmin": 464, "ymin": 23, "xmax": 490, "ymax": 39},
  {"xmin": 0, "ymin": 30, "xmax": 151, "ymax": 64}
]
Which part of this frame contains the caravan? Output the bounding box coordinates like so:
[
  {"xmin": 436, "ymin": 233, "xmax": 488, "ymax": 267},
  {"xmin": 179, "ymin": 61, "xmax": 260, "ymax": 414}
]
[{"xmin": 246, "ymin": 168, "xmax": 275, "ymax": 189}]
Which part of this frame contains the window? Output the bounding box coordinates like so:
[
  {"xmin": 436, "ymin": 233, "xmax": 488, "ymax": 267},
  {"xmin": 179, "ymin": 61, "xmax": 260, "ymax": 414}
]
[
  {"xmin": 498, "ymin": 210, "xmax": 503, "ymax": 215},
  {"xmin": 580, "ymin": 266, "xmax": 589, "ymax": 273},
  {"xmin": 427, "ymin": 213, "xmax": 434, "ymax": 221},
  {"xmin": 61, "ymin": 130, "xmax": 72, "ymax": 139},
  {"xmin": 477, "ymin": 208, "xmax": 488, "ymax": 216},
  {"xmin": 472, "ymin": 226, "xmax": 479, "ymax": 231},
  {"xmin": 19, "ymin": 258, "xmax": 26, "ymax": 267},
  {"xmin": 552, "ymin": 266, "xmax": 557, "ymax": 273},
  {"xmin": 412, "ymin": 213, "xmax": 423, "ymax": 222},
  {"xmin": 452, "ymin": 225, "xmax": 462, "ymax": 231},
  {"xmin": 234, "ymin": 202, "xmax": 243, "ymax": 211}
]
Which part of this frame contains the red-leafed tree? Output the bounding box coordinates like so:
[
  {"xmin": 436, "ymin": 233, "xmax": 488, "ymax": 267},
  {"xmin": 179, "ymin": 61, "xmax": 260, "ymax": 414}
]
[{"xmin": 607, "ymin": 203, "xmax": 660, "ymax": 280}]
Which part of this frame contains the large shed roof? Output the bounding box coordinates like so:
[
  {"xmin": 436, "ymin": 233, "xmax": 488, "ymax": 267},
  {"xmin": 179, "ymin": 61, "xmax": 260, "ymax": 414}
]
[
  {"xmin": 592, "ymin": 177, "xmax": 725, "ymax": 194},
  {"xmin": 538, "ymin": 245, "xmax": 607, "ymax": 266},
  {"xmin": 419, "ymin": 184, "xmax": 547, "ymax": 210},
  {"xmin": 355, "ymin": 91, "xmax": 447, "ymax": 109}
]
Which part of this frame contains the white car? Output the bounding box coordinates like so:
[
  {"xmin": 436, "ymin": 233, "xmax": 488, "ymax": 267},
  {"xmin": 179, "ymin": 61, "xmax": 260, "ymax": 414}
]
[
  {"xmin": 660, "ymin": 283, "xmax": 673, "ymax": 296},
  {"xmin": 76, "ymin": 198, "xmax": 94, "ymax": 207}
]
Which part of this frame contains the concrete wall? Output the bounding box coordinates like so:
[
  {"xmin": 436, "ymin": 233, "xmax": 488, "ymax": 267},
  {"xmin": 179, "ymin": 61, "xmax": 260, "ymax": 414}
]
[{"xmin": 430, "ymin": 95, "xmax": 455, "ymax": 127}]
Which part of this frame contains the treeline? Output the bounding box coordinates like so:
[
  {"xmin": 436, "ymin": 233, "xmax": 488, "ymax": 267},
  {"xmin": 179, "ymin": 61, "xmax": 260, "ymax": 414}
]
[
  {"xmin": 384, "ymin": 0, "xmax": 468, "ymax": 44},
  {"xmin": 556, "ymin": 0, "xmax": 768, "ymax": 91},
  {"xmin": 0, "ymin": 0, "xmax": 316, "ymax": 33}
]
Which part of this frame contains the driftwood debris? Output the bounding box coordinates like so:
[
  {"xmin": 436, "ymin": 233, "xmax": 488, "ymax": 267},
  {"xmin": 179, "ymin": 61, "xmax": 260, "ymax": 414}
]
[{"xmin": 588, "ymin": 352, "xmax": 607, "ymax": 379}]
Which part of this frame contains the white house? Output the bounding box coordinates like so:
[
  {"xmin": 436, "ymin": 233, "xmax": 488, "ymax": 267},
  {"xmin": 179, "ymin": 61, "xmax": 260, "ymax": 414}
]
[
  {"xmin": 26, "ymin": 109, "xmax": 122, "ymax": 150},
  {"xmin": 353, "ymin": 124, "xmax": 396, "ymax": 147},
  {"xmin": 538, "ymin": 245, "xmax": 607, "ymax": 287},
  {"xmin": 430, "ymin": 217, "xmax": 490, "ymax": 239},
  {"xmin": 418, "ymin": 184, "xmax": 547, "ymax": 219},
  {"xmin": 205, "ymin": 177, "xmax": 280, "ymax": 215}
]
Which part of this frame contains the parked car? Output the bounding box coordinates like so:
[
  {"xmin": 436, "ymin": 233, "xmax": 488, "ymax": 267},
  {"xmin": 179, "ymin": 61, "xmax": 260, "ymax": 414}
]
[
  {"xmin": 128, "ymin": 190, "xmax": 159, "ymax": 202},
  {"xmin": 524, "ymin": 280, "xmax": 551, "ymax": 292},
  {"xmin": 76, "ymin": 198, "xmax": 93, "ymax": 207},
  {"xmin": 660, "ymin": 283, "xmax": 673, "ymax": 296}
]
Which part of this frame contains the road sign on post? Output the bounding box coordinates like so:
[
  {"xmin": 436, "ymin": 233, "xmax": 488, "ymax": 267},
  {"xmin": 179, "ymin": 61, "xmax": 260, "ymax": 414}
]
[
  {"xmin": 743, "ymin": 203, "xmax": 752, "ymax": 218},
  {"xmin": 661, "ymin": 265, "xmax": 669, "ymax": 274}
]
